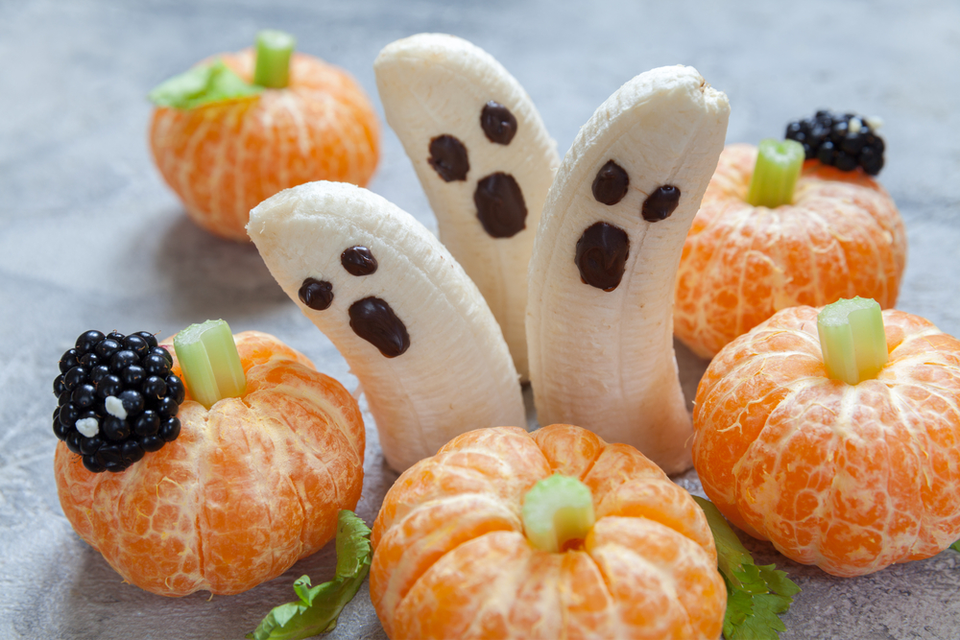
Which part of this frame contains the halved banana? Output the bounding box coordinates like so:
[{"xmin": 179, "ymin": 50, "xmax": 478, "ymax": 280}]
[
  {"xmin": 374, "ymin": 33, "xmax": 560, "ymax": 381},
  {"xmin": 248, "ymin": 181, "xmax": 525, "ymax": 472},
  {"xmin": 526, "ymin": 66, "xmax": 730, "ymax": 474}
]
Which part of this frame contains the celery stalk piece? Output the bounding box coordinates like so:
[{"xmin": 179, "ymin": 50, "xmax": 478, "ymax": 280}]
[
  {"xmin": 817, "ymin": 297, "xmax": 888, "ymax": 385},
  {"xmin": 173, "ymin": 319, "xmax": 246, "ymax": 408},
  {"xmin": 746, "ymin": 139, "xmax": 805, "ymax": 208},
  {"xmin": 522, "ymin": 474, "xmax": 595, "ymax": 553},
  {"xmin": 253, "ymin": 30, "xmax": 297, "ymax": 89}
]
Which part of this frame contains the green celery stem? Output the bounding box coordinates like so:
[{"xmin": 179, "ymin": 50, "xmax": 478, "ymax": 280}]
[
  {"xmin": 253, "ymin": 30, "xmax": 296, "ymax": 89},
  {"xmin": 173, "ymin": 319, "xmax": 247, "ymax": 409},
  {"xmin": 747, "ymin": 138, "xmax": 805, "ymax": 208},
  {"xmin": 521, "ymin": 474, "xmax": 596, "ymax": 553},
  {"xmin": 817, "ymin": 297, "xmax": 888, "ymax": 385}
]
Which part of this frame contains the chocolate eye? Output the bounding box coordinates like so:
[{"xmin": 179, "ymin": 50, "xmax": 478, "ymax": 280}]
[
  {"xmin": 474, "ymin": 172, "xmax": 527, "ymax": 238},
  {"xmin": 480, "ymin": 101, "xmax": 518, "ymax": 145},
  {"xmin": 298, "ymin": 278, "xmax": 334, "ymax": 310},
  {"xmin": 592, "ymin": 160, "xmax": 629, "ymax": 206},
  {"xmin": 341, "ymin": 246, "xmax": 378, "ymax": 276},
  {"xmin": 428, "ymin": 135, "xmax": 469, "ymax": 182},
  {"xmin": 349, "ymin": 297, "xmax": 410, "ymax": 358},
  {"xmin": 575, "ymin": 222, "xmax": 630, "ymax": 291},
  {"xmin": 642, "ymin": 185, "xmax": 681, "ymax": 222}
]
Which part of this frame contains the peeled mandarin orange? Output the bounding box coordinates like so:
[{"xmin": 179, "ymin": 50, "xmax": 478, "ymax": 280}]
[
  {"xmin": 54, "ymin": 330, "xmax": 365, "ymax": 596},
  {"xmin": 370, "ymin": 424, "xmax": 725, "ymax": 640},
  {"xmin": 674, "ymin": 143, "xmax": 907, "ymax": 359},
  {"xmin": 692, "ymin": 305, "xmax": 960, "ymax": 577},
  {"xmin": 149, "ymin": 48, "xmax": 380, "ymax": 241}
]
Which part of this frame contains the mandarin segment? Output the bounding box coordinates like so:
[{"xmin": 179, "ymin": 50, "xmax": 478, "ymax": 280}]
[
  {"xmin": 391, "ymin": 531, "xmax": 533, "ymax": 640},
  {"xmin": 371, "ymin": 425, "xmax": 725, "ymax": 638},
  {"xmin": 595, "ymin": 479, "xmax": 716, "ymax": 563},
  {"xmin": 557, "ymin": 550, "xmax": 620, "ymax": 639},
  {"xmin": 371, "ymin": 427, "xmax": 549, "ymax": 546},
  {"xmin": 587, "ymin": 517, "xmax": 725, "ymax": 640},
  {"xmin": 530, "ymin": 423, "xmax": 605, "ymax": 478},
  {"xmin": 54, "ymin": 331, "xmax": 364, "ymax": 596},
  {"xmin": 370, "ymin": 494, "xmax": 520, "ymax": 635},
  {"xmin": 693, "ymin": 305, "xmax": 960, "ymax": 577}
]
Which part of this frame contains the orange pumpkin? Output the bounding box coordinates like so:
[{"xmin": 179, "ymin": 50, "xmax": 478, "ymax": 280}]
[
  {"xmin": 54, "ymin": 330, "xmax": 365, "ymax": 596},
  {"xmin": 674, "ymin": 143, "xmax": 907, "ymax": 359},
  {"xmin": 149, "ymin": 49, "xmax": 380, "ymax": 242},
  {"xmin": 693, "ymin": 305, "xmax": 960, "ymax": 577},
  {"xmin": 370, "ymin": 424, "xmax": 725, "ymax": 639}
]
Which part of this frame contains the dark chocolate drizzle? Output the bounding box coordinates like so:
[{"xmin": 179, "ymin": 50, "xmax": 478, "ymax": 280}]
[
  {"xmin": 480, "ymin": 101, "xmax": 518, "ymax": 145},
  {"xmin": 298, "ymin": 278, "xmax": 334, "ymax": 310},
  {"xmin": 348, "ymin": 297, "xmax": 410, "ymax": 358},
  {"xmin": 474, "ymin": 172, "xmax": 527, "ymax": 238},
  {"xmin": 428, "ymin": 135, "xmax": 470, "ymax": 182},
  {"xmin": 341, "ymin": 246, "xmax": 378, "ymax": 276},
  {"xmin": 592, "ymin": 160, "xmax": 629, "ymax": 205},
  {"xmin": 575, "ymin": 222, "xmax": 630, "ymax": 291},
  {"xmin": 641, "ymin": 185, "xmax": 681, "ymax": 222}
]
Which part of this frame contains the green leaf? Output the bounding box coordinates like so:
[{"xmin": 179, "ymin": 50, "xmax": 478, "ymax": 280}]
[
  {"xmin": 950, "ymin": 540, "xmax": 960, "ymax": 553},
  {"xmin": 247, "ymin": 511, "xmax": 373, "ymax": 640},
  {"xmin": 693, "ymin": 496, "xmax": 800, "ymax": 640},
  {"xmin": 148, "ymin": 59, "xmax": 262, "ymax": 110}
]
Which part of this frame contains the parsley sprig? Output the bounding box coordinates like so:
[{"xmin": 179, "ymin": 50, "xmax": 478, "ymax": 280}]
[
  {"xmin": 247, "ymin": 510, "xmax": 372, "ymax": 640},
  {"xmin": 694, "ymin": 496, "xmax": 800, "ymax": 640}
]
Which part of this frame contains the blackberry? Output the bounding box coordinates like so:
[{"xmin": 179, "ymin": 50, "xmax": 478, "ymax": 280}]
[
  {"xmin": 784, "ymin": 110, "xmax": 885, "ymax": 176},
  {"xmin": 53, "ymin": 330, "xmax": 184, "ymax": 473}
]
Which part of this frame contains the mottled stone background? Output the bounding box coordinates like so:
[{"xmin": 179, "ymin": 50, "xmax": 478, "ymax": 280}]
[{"xmin": 1, "ymin": 1, "xmax": 959, "ymax": 638}]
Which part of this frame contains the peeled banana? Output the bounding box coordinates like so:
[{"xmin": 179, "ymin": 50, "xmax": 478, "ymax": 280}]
[
  {"xmin": 374, "ymin": 33, "xmax": 559, "ymax": 381},
  {"xmin": 526, "ymin": 65, "xmax": 730, "ymax": 474},
  {"xmin": 248, "ymin": 181, "xmax": 525, "ymax": 472}
]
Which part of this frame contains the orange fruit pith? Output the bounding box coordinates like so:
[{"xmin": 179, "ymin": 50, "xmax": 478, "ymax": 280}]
[
  {"xmin": 371, "ymin": 424, "xmax": 726, "ymax": 640},
  {"xmin": 692, "ymin": 305, "xmax": 960, "ymax": 577},
  {"xmin": 674, "ymin": 143, "xmax": 907, "ymax": 359},
  {"xmin": 54, "ymin": 330, "xmax": 365, "ymax": 597},
  {"xmin": 149, "ymin": 49, "xmax": 380, "ymax": 241}
]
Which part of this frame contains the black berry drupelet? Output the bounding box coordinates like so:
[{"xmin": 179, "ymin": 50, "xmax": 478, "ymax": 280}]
[
  {"xmin": 785, "ymin": 110, "xmax": 885, "ymax": 176},
  {"xmin": 53, "ymin": 330, "xmax": 185, "ymax": 473}
]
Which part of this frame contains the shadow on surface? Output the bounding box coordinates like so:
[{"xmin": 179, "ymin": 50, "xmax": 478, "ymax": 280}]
[{"xmin": 148, "ymin": 209, "xmax": 290, "ymax": 322}]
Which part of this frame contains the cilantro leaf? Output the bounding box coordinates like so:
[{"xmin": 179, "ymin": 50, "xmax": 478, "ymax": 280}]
[
  {"xmin": 148, "ymin": 59, "xmax": 262, "ymax": 110},
  {"xmin": 693, "ymin": 496, "xmax": 800, "ymax": 640},
  {"xmin": 247, "ymin": 510, "xmax": 373, "ymax": 640},
  {"xmin": 951, "ymin": 540, "xmax": 960, "ymax": 553}
]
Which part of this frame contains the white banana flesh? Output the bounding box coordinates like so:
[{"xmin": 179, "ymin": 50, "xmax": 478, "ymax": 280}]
[
  {"xmin": 374, "ymin": 33, "xmax": 560, "ymax": 381},
  {"xmin": 526, "ymin": 66, "xmax": 730, "ymax": 475},
  {"xmin": 247, "ymin": 181, "xmax": 526, "ymax": 472}
]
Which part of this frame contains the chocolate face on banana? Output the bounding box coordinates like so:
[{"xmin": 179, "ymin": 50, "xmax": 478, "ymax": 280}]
[
  {"xmin": 426, "ymin": 101, "xmax": 528, "ymax": 240},
  {"xmin": 298, "ymin": 245, "xmax": 409, "ymax": 359},
  {"xmin": 577, "ymin": 159, "xmax": 683, "ymax": 291}
]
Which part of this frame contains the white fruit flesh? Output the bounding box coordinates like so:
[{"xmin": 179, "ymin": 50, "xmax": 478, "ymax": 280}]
[
  {"xmin": 526, "ymin": 66, "xmax": 730, "ymax": 474},
  {"xmin": 248, "ymin": 181, "xmax": 525, "ymax": 472},
  {"xmin": 374, "ymin": 33, "xmax": 560, "ymax": 381}
]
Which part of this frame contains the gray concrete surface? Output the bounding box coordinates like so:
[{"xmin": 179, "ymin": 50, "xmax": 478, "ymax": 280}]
[{"xmin": 2, "ymin": 1, "xmax": 959, "ymax": 638}]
